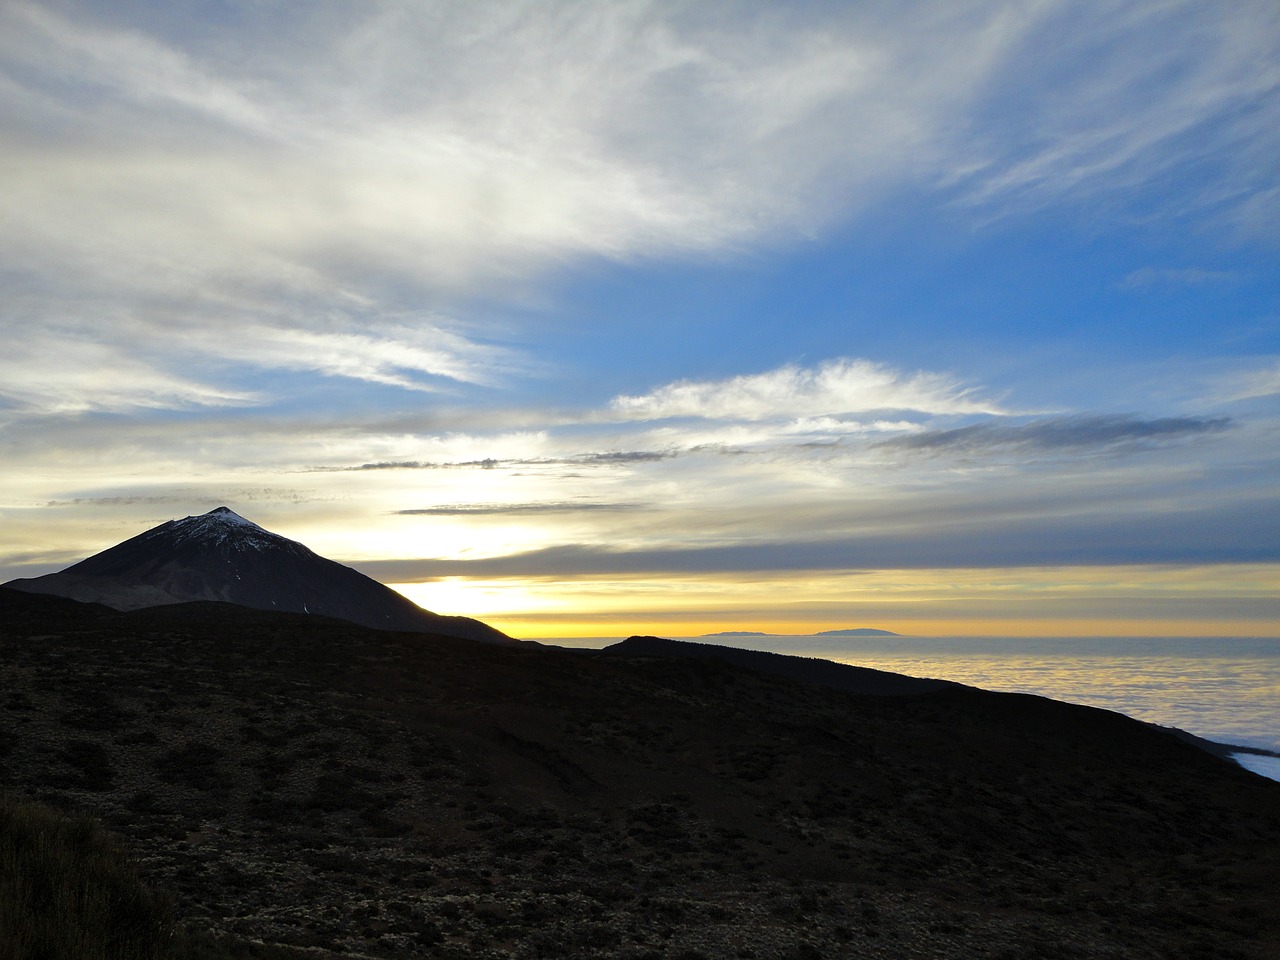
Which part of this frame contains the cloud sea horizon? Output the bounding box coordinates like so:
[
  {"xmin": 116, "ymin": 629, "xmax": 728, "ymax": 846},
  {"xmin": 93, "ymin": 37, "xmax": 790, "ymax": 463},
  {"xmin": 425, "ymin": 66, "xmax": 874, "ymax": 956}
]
[{"xmin": 2, "ymin": 1, "xmax": 1278, "ymax": 641}]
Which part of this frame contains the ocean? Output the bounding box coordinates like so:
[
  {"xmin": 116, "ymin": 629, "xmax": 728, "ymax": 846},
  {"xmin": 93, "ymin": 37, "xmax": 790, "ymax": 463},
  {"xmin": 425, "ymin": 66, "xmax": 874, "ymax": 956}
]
[{"xmin": 546, "ymin": 635, "xmax": 1280, "ymax": 782}]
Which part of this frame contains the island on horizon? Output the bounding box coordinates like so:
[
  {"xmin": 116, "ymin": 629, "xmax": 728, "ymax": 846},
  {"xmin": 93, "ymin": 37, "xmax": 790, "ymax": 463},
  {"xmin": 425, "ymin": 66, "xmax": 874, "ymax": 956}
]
[{"xmin": 815, "ymin": 628, "xmax": 900, "ymax": 637}]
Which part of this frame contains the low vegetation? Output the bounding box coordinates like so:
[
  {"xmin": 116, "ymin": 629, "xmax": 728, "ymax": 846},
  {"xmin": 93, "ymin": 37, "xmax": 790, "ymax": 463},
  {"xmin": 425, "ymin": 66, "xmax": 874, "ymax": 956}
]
[
  {"xmin": 0, "ymin": 792, "xmax": 170, "ymax": 960},
  {"xmin": 2, "ymin": 589, "xmax": 1278, "ymax": 959}
]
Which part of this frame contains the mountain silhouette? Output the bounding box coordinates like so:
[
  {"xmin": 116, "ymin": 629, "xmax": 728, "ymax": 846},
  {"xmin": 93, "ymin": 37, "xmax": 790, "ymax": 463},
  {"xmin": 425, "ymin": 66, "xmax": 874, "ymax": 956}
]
[{"xmin": 3, "ymin": 506, "xmax": 509, "ymax": 643}]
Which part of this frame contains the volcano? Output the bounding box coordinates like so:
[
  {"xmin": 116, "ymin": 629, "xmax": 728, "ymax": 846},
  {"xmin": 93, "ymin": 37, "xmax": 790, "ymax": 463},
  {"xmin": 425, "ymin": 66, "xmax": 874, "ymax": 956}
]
[{"xmin": 3, "ymin": 506, "xmax": 509, "ymax": 643}]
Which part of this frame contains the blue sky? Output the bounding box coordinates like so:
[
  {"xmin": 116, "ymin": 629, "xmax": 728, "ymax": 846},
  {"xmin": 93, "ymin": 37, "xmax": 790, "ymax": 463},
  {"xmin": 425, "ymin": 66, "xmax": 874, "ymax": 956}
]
[{"xmin": 2, "ymin": 1, "xmax": 1278, "ymax": 636}]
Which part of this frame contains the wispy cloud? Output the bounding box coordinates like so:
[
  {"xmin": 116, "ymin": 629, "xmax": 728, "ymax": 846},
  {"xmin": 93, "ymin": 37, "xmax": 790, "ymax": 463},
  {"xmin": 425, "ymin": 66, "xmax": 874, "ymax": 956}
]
[
  {"xmin": 46, "ymin": 496, "xmax": 194, "ymax": 508},
  {"xmin": 2, "ymin": 1, "xmax": 1275, "ymax": 420},
  {"xmin": 0, "ymin": 333, "xmax": 260, "ymax": 414},
  {"xmin": 1204, "ymin": 360, "xmax": 1280, "ymax": 404},
  {"xmin": 202, "ymin": 322, "xmax": 514, "ymax": 392},
  {"xmin": 324, "ymin": 450, "xmax": 675, "ymax": 472},
  {"xmin": 396, "ymin": 502, "xmax": 645, "ymax": 516},
  {"xmin": 611, "ymin": 359, "xmax": 999, "ymax": 421},
  {"xmin": 946, "ymin": 2, "xmax": 1280, "ymax": 225}
]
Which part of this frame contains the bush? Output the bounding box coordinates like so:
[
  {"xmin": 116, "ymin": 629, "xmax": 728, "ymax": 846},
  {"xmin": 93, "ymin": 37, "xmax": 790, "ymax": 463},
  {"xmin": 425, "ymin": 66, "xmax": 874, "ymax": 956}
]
[
  {"xmin": 156, "ymin": 742, "xmax": 226, "ymax": 792},
  {"xmin": 0, "ymin": 793, "xmax": 172, "ymax": 960},
  {"xmin": 56, "ymin": 739, "xmax": 116, "ymax": 791}
]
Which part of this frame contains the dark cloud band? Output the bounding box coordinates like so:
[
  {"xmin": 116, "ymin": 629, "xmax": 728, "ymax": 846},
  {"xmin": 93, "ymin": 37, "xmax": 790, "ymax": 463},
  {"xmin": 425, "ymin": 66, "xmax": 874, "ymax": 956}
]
[
  {"xmin": 357, "ymin": 497, "xmax": 1279, "ymax": 580},
  {"xmin": 318, "ymin": 451, "xmax": 674, "ymax": 472},
  {"xmin": 878, "ymin": 415, "xmax": 1231, "ymax": 455}
]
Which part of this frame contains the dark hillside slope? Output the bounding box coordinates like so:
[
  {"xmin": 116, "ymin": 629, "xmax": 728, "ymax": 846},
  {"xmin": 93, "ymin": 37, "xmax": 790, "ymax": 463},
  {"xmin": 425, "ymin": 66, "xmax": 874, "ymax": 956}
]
[
  {"xmin": 2, "ymin": 588, "xmax": 1277, "ymax": 959},
  {"xmin": 603, "ymin": 635, "xmax": 958, "ymax": 695}
]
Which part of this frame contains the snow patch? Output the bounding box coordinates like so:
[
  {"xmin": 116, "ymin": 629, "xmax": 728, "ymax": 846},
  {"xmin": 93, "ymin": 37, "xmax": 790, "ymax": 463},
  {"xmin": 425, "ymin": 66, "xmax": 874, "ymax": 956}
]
[{"xmin": 164, "ymin": 507, "xmax": 290, "ymax": 552}]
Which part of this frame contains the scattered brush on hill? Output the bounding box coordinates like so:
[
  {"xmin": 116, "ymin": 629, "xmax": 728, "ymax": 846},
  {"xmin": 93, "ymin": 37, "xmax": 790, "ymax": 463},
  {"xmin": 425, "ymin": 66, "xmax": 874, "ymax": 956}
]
[
  {"xmin": 0, "ymin": 792, "xmax": 172, "ymax": 960},
  {"xmin": 4, "ymin": 589, "xmax": 1279, "ymax": 959},
  {"xmin": 0, "ymin": 795, "xmax": 322, "ymax": 960}
]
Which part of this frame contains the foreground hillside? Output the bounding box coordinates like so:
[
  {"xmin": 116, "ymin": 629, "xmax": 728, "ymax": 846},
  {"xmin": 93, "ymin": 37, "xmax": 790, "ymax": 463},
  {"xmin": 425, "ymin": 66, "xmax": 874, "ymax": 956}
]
[{"xmin": 2, "ymin": 588, "xmax": 1278, "ymax": 959}]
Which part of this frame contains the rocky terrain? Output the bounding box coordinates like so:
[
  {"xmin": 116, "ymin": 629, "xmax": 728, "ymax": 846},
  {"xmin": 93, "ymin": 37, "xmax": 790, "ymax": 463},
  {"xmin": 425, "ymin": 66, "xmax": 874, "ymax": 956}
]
[{"xmin": 2, "ymin": 587, "xmax": 1278, "ymax": 959}]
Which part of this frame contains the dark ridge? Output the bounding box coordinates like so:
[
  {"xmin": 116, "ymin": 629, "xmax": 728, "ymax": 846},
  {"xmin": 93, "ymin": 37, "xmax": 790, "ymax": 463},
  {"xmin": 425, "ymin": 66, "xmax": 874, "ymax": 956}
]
[
  {"xmin": 0, "ymin": 585, "xmax": 120, "ymax": 629},
  {"xmin": 1158, "ymin": 724, "xmax": 1280, "ymax": 761},
  {"xmin": 602, "ymin": 635, "xmax": 956, "ymax": 696}
]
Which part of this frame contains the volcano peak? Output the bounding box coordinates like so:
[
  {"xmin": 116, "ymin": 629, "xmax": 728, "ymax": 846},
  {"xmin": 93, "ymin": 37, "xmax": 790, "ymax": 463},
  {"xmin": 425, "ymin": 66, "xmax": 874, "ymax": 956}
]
[
  {"xmin": 3, "ymin": 508, "xmax": 509, "ymax": 643},
  {"xmin": 152, "ymin": 506, "xmax": 284, "ymax": 554}
]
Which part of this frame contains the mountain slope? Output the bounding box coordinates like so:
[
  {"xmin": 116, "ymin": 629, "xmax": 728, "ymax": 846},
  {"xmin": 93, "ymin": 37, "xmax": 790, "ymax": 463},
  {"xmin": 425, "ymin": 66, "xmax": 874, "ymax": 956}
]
[
  {"xmin": 1, "ymin": 588, "xmax": 1277, "ymax": 959},
  {"xmin": 3, "ymin": 507, "xmax": 509, "ymax": 643},
  {"xmin": 603, "ymin": 635, "xmax": 954, "ymax": 695}
]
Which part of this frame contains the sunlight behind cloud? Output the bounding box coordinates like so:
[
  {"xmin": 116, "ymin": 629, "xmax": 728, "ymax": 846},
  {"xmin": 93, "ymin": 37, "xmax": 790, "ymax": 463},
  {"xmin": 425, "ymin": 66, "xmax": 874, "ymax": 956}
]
[{"xmin": 402, "ymin": 564, "xmax": 1280, "ymax": 640}]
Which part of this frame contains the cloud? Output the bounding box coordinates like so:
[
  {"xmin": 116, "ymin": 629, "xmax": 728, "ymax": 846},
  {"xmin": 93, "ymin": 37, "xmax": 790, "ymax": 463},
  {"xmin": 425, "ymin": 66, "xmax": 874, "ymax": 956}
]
[
  {"xmin": 945, "ymin": 2, "xmax": 1280, "ymax": 226},
  {"xmin": 323, "ymin": 450, "xmax": 676, "ymax": 472},
  {"xmin": 200, "ymin": 322, "xmax": 514, "ymax": 392},
  {"xmin": 0, "ymin": 333, "xmax": 259, "ymax": 414},
  {"xmin": 878, "ymin": 414, "xmax": 1232, "ymax": 456},
  {"xmin": 1, "ymin": 1, "xmax": 1275, "ymax": 421},
  {"xmin": 575, "ymin": 450, "xmax": 673, "ymax": 464},
  {"xmin": 0, "ymin": 311, "xmax": 520, "ymax": 414},
  {"xmin": 395, "ymin": 502, "xmax": 645, "ymax": 516},
  {"xmin": 1207, "ymin": 360, "xmax": 1280, "ymax": 403},
  {"xmin": 360, "ymin": 495, "xmax": 1280, "ymax": 579},
  {"xmin": 611, "ymin": 359, "xmax": 999, "ymax": 421},
  {"xmin": 46, "ymin": 496, "xmax": 192, "ymax": 508}
]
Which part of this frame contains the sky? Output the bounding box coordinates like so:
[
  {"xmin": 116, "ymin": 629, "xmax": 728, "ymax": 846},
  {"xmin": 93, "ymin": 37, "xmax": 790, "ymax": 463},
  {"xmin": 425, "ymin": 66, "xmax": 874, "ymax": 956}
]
[{"xmin": 2, "ymin": 0, "xmax": 1278, "ymax": 639}]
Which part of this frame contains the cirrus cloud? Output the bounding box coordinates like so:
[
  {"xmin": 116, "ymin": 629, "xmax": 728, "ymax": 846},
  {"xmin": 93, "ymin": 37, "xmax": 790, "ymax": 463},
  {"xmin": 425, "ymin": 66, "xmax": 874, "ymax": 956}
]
[
  {"xmin": 1, "ymin": 0, "xmax": 1276, "ymax": 422},
  {"xmin": 610, "ymin": 358, "xmax": 1001, "ymax": 421}
]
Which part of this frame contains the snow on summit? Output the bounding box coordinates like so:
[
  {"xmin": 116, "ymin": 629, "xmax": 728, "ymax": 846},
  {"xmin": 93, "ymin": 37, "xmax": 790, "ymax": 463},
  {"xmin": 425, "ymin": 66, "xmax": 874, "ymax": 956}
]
[{"xmin": 155, "ymin": 506, "xmax": 290, "ymax": 552}]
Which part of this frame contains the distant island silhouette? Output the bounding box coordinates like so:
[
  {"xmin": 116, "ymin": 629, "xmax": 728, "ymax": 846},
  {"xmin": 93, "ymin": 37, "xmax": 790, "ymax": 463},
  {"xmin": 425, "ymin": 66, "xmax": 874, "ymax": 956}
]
[
  {"xmin": 815, "ymin": 628, "xmax": 899, "ymax": 636},
  {"xmin": 702, "ymin": 628, "xmax": 900, "ymax": 637}
]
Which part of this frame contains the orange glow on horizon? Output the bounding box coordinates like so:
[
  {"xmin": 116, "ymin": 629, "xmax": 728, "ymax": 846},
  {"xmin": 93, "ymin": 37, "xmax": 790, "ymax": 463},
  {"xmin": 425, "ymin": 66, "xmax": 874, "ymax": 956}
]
[
  {"xmin": 482, "ymin": 616, "xmax": 1280, "ymax": 641},
  {"xmin": 389, "ymin": 562, "xmax": 1280, "ymax": 641}
]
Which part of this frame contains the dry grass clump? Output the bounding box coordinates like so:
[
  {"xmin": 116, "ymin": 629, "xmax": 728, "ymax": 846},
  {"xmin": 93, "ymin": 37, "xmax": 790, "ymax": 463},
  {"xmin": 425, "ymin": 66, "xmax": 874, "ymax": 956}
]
[{"xmin": 0, "ymin": 792, "xmax": 171, "ymax": 960}]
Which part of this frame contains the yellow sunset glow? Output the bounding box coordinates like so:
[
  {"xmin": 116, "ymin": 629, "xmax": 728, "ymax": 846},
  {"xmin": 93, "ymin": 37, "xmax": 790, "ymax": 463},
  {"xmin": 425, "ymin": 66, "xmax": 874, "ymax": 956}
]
[{"xmin": 389, "ymin": 563, "xmax": 1280, "ymax": 639}]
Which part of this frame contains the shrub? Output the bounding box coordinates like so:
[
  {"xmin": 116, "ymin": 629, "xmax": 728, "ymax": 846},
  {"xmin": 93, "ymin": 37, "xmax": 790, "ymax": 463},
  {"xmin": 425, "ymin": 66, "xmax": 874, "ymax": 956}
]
[
  {"xmin": 56, "ymin": 738, "xmax": 116, "ymax": 791},
  {"xmin": 156, "ymin": 742, "xmax": 226, "ymax": 792},
  {"xmin": 0, "ymin": 793, "xmax": 172, "ymax": 960}
]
